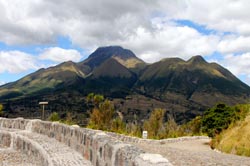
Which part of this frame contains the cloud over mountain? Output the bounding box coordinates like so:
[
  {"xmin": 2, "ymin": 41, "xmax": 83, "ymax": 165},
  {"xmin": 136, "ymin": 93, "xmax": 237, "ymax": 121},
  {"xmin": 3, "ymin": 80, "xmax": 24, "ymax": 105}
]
[
  {"xmin": 1, "ymin": 0, "xmax": 250, "ymax": 84},
  {"xmin": 0, "ymin": 50, "xmax": 38, "ymax": 73},
  {"xmin": 39, "ymin": 47, "xmax": 82, "ymax": 63}
]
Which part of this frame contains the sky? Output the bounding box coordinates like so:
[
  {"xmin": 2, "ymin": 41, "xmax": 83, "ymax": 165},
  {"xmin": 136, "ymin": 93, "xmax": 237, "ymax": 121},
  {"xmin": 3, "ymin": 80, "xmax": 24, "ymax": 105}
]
[{"xmin": 1, "ymin": 0, "xmax": 250, "ymax": 85}]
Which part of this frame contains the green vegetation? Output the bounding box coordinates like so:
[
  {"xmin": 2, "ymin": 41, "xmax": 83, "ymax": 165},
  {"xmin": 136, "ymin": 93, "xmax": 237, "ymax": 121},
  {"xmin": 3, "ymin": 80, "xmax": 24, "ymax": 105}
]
[
  {"xmin": 86, "ymin": 93, "xmax": 104, "ymax": 107},
  {"xmin": 182, "ymin": 116, "xmax": 202, "ymax": 136},
  {"xmin": 88, "ymin": 99, "xmax": 115, "ymax": 130},
  {"xmin": 48, "ymin": 112, "xmax": 77, "ymax": 125},
  {"xmin": 0, "ymin": 104, "xmax": 3, "ymax": 116},
  {"xmin": 87, "ymin": 94, "xmax": 205, "ymax": 139},
  {"xmin": 48, "ymin": 93, "xmax": 250, "ymax": 157},
  {"xmin": 202, "ymin": 103, "xmax": 238, "ymax": 137},
  {"xmin": 165, "ymin": 115, "xmax": 184, "ymax": 138},
  {"xmin": 143, "ymin": 108, "xmax": 165, "ymax": 139},
  {"xmin": 207, "ymin": 104, "xmax": 250, "ymax": 156},
  {"xmin": 87, "ymin": 93, "xmax": 126, "ymax": 132},
  {"xmin": 86, "ymin": 93, "xmax": 143, "ymax": 137},
  {"xmin": 201, "ymin": 103, "xmax": 249, "ymax": 137},
  {"xmin": 194, "ymin": 103, "xmax": 250, "ymax": 157},
  {"xmin": 142, "ymin": 108, "xmax": 203, "ymax": 139},
  {"xmin": 213, "ymin": 114, "xmax": 250, "ymax": 156},
  {"xmin": 48, "ymin": 112, "xmax": 60, "ymax": 121}
]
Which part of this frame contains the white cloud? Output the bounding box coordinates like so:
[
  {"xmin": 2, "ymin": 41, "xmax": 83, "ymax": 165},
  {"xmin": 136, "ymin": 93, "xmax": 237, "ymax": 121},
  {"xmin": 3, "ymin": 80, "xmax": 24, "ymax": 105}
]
[
  {"xmin": 0, "ymin": 81, "xmax": 6, "ymax": 86},
  {"xmin": 0, "ymin": 47, "xmax": 83, "ymax": 76},
  {"xmin": 0, "ymin": 51, "xmax": 39, "ymax": 73},
  {"xmin": 39, "ymin": 47, "xmax": 82, "ymax": 63},
  {"xmin": 0, "ymin": 0, "xmax": 156, "ymax": 46},
  {"xmin": 0, "ymin": 0, "xmax": 248, "ymax": 60},
  {"xmin": 218, "ymin": 35, "xmax": 250, "ymax": 54},
  {"xmin": 162, "ymin": 0, "xmax": 250, "ymax": 35},
  {"xmin": 1, "ymin": 0, "xmax": 250, "ymax": 86},
  {"xmin": 221, "ymin": 53, "xmax": 250, "ymax": 76},
  {"xmin": 219, "ymin": 53, "xmax": 250, "ymax": 85},
  {"xmin": 0, "ymin": 0, "xmax": 220, "ymax": 60},
  {"xmin": 120, "ymin": 24, "xmax": 219, "ymax": 62}
]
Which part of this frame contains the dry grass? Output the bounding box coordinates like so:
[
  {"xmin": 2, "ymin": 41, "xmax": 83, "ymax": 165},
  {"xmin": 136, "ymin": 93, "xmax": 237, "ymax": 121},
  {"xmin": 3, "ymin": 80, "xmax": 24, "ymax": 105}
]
[{"xmin": 215, "ymin": 114, "xmax": 250, "ymax": 156}]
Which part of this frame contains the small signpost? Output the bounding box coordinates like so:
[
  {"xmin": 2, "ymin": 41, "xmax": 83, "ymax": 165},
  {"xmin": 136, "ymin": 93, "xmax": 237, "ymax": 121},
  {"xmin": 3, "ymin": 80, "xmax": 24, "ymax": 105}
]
[
  {"xmin": 142, "ymin": 131, "xmax": 148, "ymax": 139},
  {"xmin": 39, "ymin": 101, "xmax": 48, "ymax": 120}
]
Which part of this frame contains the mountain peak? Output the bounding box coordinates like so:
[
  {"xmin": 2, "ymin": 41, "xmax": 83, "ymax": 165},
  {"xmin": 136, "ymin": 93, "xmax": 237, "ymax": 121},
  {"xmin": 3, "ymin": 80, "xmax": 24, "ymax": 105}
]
[
  {"xmin": 81, "ymin": 46, "xmax": 144, "ymax": 69},
  {"xmin": 89, "ymin": 46, "xmax": 136, "ymax": 60},
  {"xmin": 188, "ymin": 55, "xmax": 206, "ymax": 64}
]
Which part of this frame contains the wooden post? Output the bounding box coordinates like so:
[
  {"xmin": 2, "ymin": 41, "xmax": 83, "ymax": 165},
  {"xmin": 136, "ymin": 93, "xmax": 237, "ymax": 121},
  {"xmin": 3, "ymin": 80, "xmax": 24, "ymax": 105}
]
[{"xmin": 39, "ymin": 102, "xmax": 48, "ymax": 120}]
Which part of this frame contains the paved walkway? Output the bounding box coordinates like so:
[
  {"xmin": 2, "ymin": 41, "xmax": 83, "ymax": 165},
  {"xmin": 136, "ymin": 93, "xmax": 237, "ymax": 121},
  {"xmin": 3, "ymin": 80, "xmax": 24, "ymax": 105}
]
[
  {"xmin": 0, "ymin": 128, "xmax": 92, "ymax": 166},
  {"xmin": 129, "ymin": 138, "xmax": 250, "ymax": 166}
]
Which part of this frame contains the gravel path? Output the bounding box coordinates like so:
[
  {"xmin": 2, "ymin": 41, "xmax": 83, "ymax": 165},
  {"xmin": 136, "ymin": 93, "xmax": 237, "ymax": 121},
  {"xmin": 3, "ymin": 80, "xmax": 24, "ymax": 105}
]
[
  {"xmin": 0, "ymin": 128, "xmax": 92, "ymax": 166},
  {"xmin": 129, "ymin": 138, "xmax": 250, "ymax": 166},
  {"xmin": 0, "ymin": 147, "xmax": 42, "ymax": 166}
]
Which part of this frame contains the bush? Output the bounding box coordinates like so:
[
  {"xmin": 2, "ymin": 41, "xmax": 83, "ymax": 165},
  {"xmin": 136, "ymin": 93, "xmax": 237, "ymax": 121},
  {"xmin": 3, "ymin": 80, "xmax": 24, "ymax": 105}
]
[
  {"xmin": 111, "ymin": 117, "xmax": 126, "ymax": 134},
  {"xmin": 201, "ymin": 103, "xmax": 238, "ymax": 137},
  {"xmin": 48, "ymin": 112, "xmax": 60, "ymax": 122},
  {"xmin": 126, "ymin": 123, "xmax": 142, "ymax": 137},
  {"xmin": 143, "ymin": 108, "xmax": 165, "ymax": 139},
  {"xmin": 165, "ymin": 115, "xmax": 181, "ymax": 138},
  {"xmin": 87, "ymin": 94, "xmax": 115, "ymax": 130},
  {"xmin": 182, "ymin": 116, "xmax": 202, "ymax": 136},
  {"xmin": 0, "ymin": 104, "xmax": 3, "ymax": 117}
]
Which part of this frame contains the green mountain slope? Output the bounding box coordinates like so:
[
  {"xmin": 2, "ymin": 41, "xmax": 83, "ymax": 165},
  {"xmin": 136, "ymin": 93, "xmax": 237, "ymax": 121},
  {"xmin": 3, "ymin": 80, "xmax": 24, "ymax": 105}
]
[
  {"xmin": 0, "ymin": 47, "xmax": 249, "ymax": 123},
  {"xmin": 0, "ymin": 61, "xmax": 85, "ymax": 99},
  {"xmin": 136, "ymin": 56, "xmax": 249, "ymax": 105}
]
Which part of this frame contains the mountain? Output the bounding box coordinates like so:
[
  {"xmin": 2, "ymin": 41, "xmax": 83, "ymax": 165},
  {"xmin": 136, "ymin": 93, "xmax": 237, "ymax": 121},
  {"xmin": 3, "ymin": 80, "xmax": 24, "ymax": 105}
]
[
  {"xmin": 0, "ymin": 61, "xmax": 85, "ymax": 99},
  {"xmin": 77, "ymin": 46, "xmax": 145, "ymax": 74},
  {"xmin": 0, "ymin": 46, "xmax": 250, "ymax": 124}
]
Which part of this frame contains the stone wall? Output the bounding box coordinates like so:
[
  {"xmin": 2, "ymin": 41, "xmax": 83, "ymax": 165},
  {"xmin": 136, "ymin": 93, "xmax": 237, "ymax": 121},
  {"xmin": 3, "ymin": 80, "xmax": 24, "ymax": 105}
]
[
  {"xmin": 0, "ymin": 130, "xmax": 50, "ymax": 165},
  {"xmin": 106, "ymin": 131, "xmax": 209, "ymax": 145},
  {"xmin": 0, "ymin": 118, "xmax": 172, "ymax": 166}
]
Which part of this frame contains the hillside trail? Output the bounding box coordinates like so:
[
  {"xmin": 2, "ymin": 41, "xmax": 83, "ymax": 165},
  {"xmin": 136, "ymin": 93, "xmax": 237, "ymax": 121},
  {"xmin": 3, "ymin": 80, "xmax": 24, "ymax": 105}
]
[{"xmin": 128, "ymin": 138, "xmax": 250, "ymax": 166}]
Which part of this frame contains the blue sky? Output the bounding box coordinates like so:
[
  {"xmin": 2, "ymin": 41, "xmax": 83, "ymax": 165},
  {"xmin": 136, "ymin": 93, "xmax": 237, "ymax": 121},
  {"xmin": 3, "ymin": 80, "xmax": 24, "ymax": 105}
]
[{"xmin": 1, "ymin": 0, "xmax": 250, "ymax": 86}]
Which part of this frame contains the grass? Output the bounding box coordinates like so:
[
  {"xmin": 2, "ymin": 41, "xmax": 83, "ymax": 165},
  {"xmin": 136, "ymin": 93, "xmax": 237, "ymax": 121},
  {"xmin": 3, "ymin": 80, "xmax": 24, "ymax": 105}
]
[{"xmin": 214, "ymin": 113, "xmax": 250, "ymax": 156}]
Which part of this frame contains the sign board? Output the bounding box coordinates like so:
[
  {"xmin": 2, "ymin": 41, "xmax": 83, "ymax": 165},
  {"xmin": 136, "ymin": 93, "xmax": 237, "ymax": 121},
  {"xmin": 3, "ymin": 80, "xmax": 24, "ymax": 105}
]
[
  {"xmin": 39, "ymin": 102, "xmax": 48, "ymax": 105},
  {"xmin": 39, "ymin": 101, "xmax": 48, "ymax": 120},
  {"xmin": 142, "ymin": 131, "xmax": 148, "ymax": 139}
]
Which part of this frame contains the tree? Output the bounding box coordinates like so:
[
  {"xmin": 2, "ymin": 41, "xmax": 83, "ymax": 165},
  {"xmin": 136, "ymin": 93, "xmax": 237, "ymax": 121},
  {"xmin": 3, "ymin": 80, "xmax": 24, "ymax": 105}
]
[
  {"xmin": 165, "ymin": 115, "xmax": 180, "ymax": 138},
  {"xmin": 143, "ymin": 108, "xmax": 165, "ymax": 139},
  {"xmin": 86, "ymin": 93, "xmax": 104, "ymax": 108},
  {"xmin": 201, "ymin": 103, "xmax": 236, "ymax": 137},
  {"xmin": 87, "ymin": 95, "xmax": 115, "ymax": 131},
  {"xmin": 0, "ymin": 104, "xmax": 3, "ymax": 117}
]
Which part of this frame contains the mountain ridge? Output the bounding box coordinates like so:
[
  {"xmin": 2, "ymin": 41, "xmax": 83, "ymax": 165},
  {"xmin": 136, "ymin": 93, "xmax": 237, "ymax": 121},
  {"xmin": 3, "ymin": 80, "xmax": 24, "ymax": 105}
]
[{"xmin": 0, "ymin": 46, "xmax": 249, "ymax": 123}]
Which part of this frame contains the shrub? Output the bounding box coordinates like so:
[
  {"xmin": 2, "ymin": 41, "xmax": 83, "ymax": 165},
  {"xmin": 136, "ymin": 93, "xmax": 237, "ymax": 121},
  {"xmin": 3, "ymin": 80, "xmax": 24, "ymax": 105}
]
[
  {"xmin": 165, "ymin": 115, "xmax": 181, "ymax": 138},
  {"xmin": 111, "ymin": 117, "xmax": 126, "ymax": 134},
  {"xmin": 202, "ymin": 103, "xmax": 239, "ymax": 137},
  {"xmin": 48, "ymin": 112, "xmax": 60, "ymax": 122},
  {"xmin": 126, "ymin": 122, "xmax": 142, "ymax": 137},
  {"xmin": 201, "ymin": 104, "xmax": 249, "ymax": 137},
  {"xmin": 0, "ymin": 104, "xmax": 3, "ymax": 117},
  {"xmin": 143, "ymin": 108, "xmax": 165, "ymax": 139},
  {"xmin": 87, "ymin": 94, "xmax": 115, "ymax": 130},
  {"xmin": 182, "ymin": 116, "xmax": 202, "ymax": 136}
]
